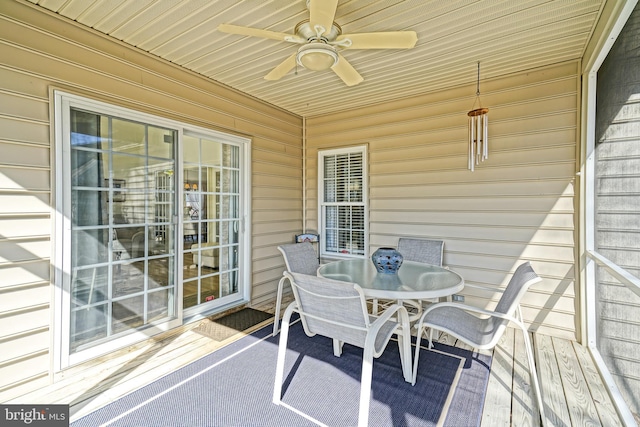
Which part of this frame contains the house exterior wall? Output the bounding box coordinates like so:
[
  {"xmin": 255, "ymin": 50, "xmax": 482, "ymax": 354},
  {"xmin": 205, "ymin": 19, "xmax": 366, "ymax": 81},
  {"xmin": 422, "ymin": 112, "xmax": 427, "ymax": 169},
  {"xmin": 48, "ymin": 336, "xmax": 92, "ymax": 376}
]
[
  {"xmin": 306, "ymin": 61, "xmax": 580, "ymax": 340},
  {"xmin": 0, "ymin": 1, "xmax": 302, "ymax": 400}
]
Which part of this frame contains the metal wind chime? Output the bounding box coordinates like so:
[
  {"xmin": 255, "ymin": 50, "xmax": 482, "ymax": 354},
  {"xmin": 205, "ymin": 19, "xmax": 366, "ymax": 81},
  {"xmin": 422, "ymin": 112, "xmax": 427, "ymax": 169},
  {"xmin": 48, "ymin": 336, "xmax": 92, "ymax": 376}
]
[{"xmin": 468, "ymin": 62, "xmax": 489, "ymax": 171}]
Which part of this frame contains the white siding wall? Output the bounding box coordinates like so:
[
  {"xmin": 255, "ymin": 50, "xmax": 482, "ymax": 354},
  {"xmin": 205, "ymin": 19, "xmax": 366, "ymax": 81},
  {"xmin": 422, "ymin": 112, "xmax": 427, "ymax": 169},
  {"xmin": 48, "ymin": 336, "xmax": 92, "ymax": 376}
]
[
  {"xmin": 0, "ymin": 1, "xmax": 302, "ymax": 400},
  {"xmin": 306, "ymin": 62, "xmax": 579, "ymax": 340}
]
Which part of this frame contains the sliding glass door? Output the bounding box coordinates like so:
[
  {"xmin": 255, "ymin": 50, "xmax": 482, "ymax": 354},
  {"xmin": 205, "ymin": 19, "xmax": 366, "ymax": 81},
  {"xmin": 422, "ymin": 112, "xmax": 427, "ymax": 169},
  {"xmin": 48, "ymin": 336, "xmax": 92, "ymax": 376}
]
[{"xmin": 55, "ymin": 92, "xmax": 250, "ymax": 368}]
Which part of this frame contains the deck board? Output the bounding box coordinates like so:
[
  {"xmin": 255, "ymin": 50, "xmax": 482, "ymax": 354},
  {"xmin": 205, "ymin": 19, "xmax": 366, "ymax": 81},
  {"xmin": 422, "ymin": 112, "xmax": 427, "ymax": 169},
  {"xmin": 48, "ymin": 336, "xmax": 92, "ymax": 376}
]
[
  {"xmin": 535, "ymin": 333, "xmax": 573, "ymax": 426},
  {"xmin": 571, "ymin": 341, "xmax": 621, "ymax": 427},
  {"xmin": 5, "ymin": 297, "xmax": 624, "ymax": 426},
  {"xmin": 553, "ymin": 337, "xmax": 601, "ymax": 426}
]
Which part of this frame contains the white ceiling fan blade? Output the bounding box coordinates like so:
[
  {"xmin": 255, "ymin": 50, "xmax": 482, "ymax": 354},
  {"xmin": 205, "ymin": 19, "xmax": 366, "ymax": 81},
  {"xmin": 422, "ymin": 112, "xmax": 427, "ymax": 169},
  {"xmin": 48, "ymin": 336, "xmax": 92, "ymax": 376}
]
[
  {"xmin": 264, "ymin": 54, "xmax": 297, "ymax": 81},
  {"xmin": 332, "ymin": 54, "xmax": 364, "ymax": 86},
  {"xmin": 218, "ymin": 24, "xmax": 303, "ymax": 43},
  {"xmin": 336, "ymin": 31, "xmax": 418, "ymax": 49},
  {"xmin": 309, "ymin": 0, "xmax": 339, "ymax": 35}
]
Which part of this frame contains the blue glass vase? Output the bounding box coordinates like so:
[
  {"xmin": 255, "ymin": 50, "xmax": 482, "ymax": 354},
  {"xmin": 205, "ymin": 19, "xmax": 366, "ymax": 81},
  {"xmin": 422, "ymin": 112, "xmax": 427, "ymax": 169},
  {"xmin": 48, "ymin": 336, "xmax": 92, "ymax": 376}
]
[{"xmin": 371, "ymin": 247, "xmax": 403, "ymax": 274}]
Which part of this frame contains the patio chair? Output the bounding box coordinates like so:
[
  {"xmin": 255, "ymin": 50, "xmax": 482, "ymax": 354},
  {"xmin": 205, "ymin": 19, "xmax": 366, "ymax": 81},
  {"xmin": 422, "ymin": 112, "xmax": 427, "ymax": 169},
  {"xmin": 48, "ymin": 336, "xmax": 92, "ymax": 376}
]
[
  {"xmin": 371, "ymin": 238, "xmax": 445, "ymax": 314},
  {"xmin": 272, "ymin": 242, "xmax": 320, "ymax": 336},
  {"xmin": 412, "ymin": 262, "xmax": 546, "ymax": 425},
  {"xmin": 273, "ymin": 272, "xmax": 413, "ymax": 427},
  {"xmin": 397, "ymin": 237, "xmax": 444, "ymax": 266}
]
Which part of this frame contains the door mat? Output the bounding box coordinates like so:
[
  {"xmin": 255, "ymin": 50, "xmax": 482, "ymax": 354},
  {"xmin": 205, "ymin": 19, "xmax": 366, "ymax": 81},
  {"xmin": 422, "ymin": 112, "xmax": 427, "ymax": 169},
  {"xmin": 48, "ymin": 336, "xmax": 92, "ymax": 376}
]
[{"xmin": 192, "ymin": 308, "xmax": 273, "ymax": 341}]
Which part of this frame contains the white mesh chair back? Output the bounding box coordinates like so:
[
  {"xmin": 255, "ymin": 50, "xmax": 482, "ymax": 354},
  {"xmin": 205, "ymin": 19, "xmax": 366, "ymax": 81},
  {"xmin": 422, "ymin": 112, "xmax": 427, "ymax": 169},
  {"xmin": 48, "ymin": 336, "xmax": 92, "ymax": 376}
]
[
  {"xmin": 272, "ymin": 242, "xmax": 320, "ymax": 336},
  {"xmin": 495, "ymin": 262, "xmax": 540, "ymax": 315},
  {"xmin": 288, "ymin": 272, "xmax": 374, "ymax": 348},
  {"xmin": 278, "ymin": 242, "xmax": 319, "ymax": 275},
  {"xmin": 391, "ymin": 238, "xmax": 444, "ymax": 312},
  {"xmin": 397, "ymin": 238, "xmax": 444, "ymax": 266},
  {"xmin": 274, "ymin": 272, "xmax": 413, "ymax": 427},
  {"xmin": 477, "ymin": 262, "xmax": 540, "ymax": 344}
]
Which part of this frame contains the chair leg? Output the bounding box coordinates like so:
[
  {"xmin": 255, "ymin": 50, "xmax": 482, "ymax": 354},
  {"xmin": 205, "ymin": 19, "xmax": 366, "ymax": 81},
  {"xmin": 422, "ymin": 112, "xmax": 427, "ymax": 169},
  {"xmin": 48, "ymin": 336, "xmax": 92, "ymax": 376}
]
[
  {"xmin": 272, "ymin": 275, "xmax": 287, "ymax": 337},
  {"xmin": 333, "ymin": 339, "xmax": 344, "ymax": 357},
  {"xmin": 358, "ymin": 347, "xmax": 375, "ymax": 427},
  {"xmin": 412, "ymin": 324, "xmax": 426, "ymax": 385},
  {"xmin": 521, "ymin": 326, "xmax": 546, "ymax": 427},
  {"xmin": 397, "ymin": 330, "xmax": 412, "ymax": 383},
  {"xmin": 272, "ymin": 304, "xmax": 294, "ymax": 404}
]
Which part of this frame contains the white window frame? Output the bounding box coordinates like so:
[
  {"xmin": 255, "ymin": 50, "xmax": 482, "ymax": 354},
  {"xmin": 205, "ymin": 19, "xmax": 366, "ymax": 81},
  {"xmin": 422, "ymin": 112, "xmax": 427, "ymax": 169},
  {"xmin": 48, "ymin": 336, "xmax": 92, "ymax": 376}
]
[
  {"xmin": 53, "ymin": 91, "xmax": 252, "ymax": 370},
  {"xmin": 317, "ymin": 145, "xmax": 369, "ymax": 260}
]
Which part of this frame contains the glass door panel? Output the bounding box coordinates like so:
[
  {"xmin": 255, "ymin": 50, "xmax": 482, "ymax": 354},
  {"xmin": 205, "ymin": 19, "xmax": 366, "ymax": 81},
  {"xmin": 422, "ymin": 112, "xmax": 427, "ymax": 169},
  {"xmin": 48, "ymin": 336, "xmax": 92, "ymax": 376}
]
[
  {"xmin": 68, "ymin": 108, "xmax": 177, "ymax": 354},
  {"xmin": 182, "ymin": 135, "xmax": 240, "ymax": 312}
]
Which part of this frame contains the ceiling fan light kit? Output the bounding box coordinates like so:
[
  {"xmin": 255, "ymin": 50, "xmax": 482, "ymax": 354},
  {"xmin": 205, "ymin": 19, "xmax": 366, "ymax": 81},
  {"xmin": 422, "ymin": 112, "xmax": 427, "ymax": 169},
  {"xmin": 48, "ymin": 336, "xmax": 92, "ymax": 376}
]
[
  {"xmin": 296, "ymin": 43, "xmax": 338, "ymax": 71},
  {"xmin": 217, "ymin": 0, "xmax": 417, "ymax": 86}
]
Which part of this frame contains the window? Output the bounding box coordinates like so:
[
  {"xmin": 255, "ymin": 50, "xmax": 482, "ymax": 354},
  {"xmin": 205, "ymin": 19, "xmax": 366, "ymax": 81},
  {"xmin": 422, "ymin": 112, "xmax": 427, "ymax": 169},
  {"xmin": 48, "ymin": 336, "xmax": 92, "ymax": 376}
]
[{"xmin": 318, "ymin": 146, "xmax": 368, "ymax": 258}]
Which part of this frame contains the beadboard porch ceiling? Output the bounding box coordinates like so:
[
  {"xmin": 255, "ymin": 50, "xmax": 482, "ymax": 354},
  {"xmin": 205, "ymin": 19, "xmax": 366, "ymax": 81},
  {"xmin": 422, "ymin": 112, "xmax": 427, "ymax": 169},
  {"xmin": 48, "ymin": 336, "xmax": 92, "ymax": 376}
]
[{"xmin": 26, "ymin": 0, "xmax": 606, "ymax": 118}]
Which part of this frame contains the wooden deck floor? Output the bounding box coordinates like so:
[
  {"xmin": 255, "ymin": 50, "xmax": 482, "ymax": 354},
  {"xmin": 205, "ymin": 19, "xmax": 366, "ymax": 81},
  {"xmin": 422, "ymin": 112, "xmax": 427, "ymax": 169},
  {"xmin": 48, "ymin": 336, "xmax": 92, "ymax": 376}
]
[{"xmin": 8, "ymin": 298, "xmax": 623, "ymax": 427}]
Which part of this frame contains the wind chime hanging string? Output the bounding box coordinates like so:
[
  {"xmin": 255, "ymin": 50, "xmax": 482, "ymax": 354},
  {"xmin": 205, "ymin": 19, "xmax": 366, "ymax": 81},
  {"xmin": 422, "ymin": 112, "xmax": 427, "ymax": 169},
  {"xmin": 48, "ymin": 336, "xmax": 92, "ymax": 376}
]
[{"xmin": 468, "ymin": 62, "xmax": 489, "ymax": 171}]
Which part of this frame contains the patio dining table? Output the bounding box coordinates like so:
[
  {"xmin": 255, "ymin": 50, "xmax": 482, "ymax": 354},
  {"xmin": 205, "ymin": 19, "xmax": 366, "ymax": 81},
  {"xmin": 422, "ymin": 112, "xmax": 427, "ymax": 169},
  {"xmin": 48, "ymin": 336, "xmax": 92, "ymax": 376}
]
[{"xmin": 317, "ymin": 258, "xmax": 464, "ymax": 320}]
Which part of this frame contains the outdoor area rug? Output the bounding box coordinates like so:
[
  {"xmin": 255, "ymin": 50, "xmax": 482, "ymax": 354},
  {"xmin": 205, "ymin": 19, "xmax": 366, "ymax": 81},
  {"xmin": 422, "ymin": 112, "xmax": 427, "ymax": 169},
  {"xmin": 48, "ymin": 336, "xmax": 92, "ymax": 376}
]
[
  {"xmin": 71, "ymin": 320, "xmax": 491, "ymax": 427},
  {"xmin": 192, "ymin": 307, "xmax": 273, "ymax": 341}
]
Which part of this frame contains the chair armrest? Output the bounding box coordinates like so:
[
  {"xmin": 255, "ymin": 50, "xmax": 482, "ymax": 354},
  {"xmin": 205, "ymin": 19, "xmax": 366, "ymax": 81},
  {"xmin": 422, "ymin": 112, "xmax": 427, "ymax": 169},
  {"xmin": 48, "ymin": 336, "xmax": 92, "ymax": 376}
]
[
  {"xmin": 420, "ymin": 301, "xmax": 518, "ymax": 325},
  {"xmin": 368, "ymin": 304, "xmax": 411, "ymax": 358},
  {"xmin": 372, "ymin": 303, "xmax": 408, "ymax": 325}
]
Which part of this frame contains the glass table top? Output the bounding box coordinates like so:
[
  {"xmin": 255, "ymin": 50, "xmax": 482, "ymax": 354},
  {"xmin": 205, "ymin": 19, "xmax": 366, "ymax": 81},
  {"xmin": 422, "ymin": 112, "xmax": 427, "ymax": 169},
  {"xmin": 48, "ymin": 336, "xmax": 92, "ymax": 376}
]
[{"xmin": 317, "ymin": 258, "xmax": 464, "ymax": 299}]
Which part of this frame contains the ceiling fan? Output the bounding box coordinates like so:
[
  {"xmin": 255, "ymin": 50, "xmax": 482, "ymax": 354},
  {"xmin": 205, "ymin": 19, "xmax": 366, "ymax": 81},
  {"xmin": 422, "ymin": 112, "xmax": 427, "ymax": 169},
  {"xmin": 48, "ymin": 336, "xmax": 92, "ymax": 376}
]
[{"xmin": 217, "ymin": 0, "xmax": 417, "ymax": 86}]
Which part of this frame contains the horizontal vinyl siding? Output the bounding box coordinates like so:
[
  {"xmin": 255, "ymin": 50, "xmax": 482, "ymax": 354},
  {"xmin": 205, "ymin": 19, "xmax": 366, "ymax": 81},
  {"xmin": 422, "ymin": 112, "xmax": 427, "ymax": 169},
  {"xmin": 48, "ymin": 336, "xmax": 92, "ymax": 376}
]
[
  {"xmin": 250, "ymin": 135, "xmax": 303, "ymax": 306},
  {"xmin": 0, "ymin": 44, "xmax": 53, "ymax": 402},
  {"xmin": 0, "ymin": 1, "xmax": 301, "ymax": 400},
  {"xmin": 306, "ymin": 61, "xmax": 579, "ymax": 340}
]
